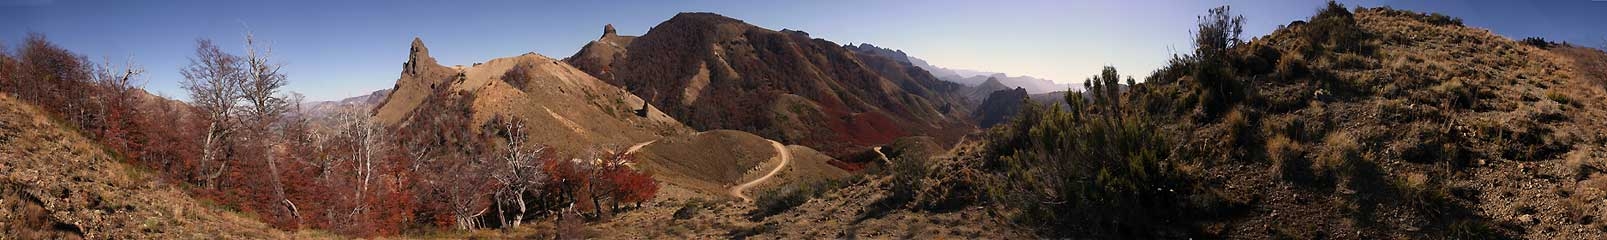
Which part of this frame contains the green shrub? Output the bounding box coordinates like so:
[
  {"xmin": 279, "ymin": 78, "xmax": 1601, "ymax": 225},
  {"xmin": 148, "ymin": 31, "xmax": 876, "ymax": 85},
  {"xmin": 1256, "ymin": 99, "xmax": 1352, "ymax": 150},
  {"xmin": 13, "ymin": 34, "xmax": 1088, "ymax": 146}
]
[
  {"xmin": 888, "ymin": 152, "xmax": 930, "ymax": 205},
  {"xmin": 1192, "ymin": 6, "xmax": 1248, "ymax": 116},
  {"xmin": 983, "ymin": 76, "xmax": 1186, "ymax": 236}
]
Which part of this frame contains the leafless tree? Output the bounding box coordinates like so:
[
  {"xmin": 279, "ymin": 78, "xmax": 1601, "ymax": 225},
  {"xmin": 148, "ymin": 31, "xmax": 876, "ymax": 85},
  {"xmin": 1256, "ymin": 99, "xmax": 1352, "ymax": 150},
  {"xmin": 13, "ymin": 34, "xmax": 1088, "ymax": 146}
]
[
  {"xmin": 326, "ymin": 107, "xmax": 388, "ymax": 223},
  {"xmin": 90, "ymin": 56, "xmax": 145, "ymax": 151},
  {"xmin": 180, "ymin": 39, "xmax": 245, "ymax": 187},
  {"xmin": 484, "ymin": 115, "xmax": 547, "ymax": 228},
  {"xmin": 238, "ymin": 31, "xmax": 297, "ymax": 225}
]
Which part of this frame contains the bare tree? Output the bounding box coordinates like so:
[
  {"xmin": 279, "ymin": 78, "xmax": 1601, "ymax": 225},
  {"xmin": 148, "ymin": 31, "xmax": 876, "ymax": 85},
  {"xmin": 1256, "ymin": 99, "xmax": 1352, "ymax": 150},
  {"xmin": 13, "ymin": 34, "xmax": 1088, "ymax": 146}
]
[
  {"xmin": 180, "ymin": 39, "xmax": 245, "ymax": 187},
  {"xmin": 238, "ymin": 31, "xmax": 297, "ymax": 225},
  {"xmin": 91, "ymin": 56, "xmax": 146, "ymax": 154},
  {"xmin": 327, "ymin": 107, "xmax": 388, "ymax": 224},
  {"xmin": 483, "ymin": 115, "xmax": 547, "ymax": 228}
]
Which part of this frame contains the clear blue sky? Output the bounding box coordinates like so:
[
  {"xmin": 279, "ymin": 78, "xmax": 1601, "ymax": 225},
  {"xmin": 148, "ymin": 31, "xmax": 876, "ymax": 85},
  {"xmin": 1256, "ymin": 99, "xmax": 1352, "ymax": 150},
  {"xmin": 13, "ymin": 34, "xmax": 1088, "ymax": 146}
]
[{"xmin": 3, "ymin": 0, "xmax": 1603, "ymax": 101}]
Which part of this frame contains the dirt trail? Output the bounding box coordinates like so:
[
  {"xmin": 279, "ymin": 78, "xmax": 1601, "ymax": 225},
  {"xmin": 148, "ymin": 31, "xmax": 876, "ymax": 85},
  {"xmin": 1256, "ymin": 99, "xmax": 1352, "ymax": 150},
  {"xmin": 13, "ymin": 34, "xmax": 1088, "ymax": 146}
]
[
  {"xmin": 730, "ymin": 140, "xmax": 791, "ymax": 202},
  {"xmin": 872, "ymin": 146, "xmax": 891, "ymax": 164},
  {"xmin": 624, "ymin": 140, "xmax": 655, "ymax": 154}
]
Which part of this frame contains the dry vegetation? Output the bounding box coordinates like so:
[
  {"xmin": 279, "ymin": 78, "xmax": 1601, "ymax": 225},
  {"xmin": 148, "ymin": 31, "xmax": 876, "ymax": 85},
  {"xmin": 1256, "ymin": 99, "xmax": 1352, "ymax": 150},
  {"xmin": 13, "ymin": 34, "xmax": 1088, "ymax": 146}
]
[{"xmin": 0, "ymin": 95, "xmax": 288, "ymax": 239}]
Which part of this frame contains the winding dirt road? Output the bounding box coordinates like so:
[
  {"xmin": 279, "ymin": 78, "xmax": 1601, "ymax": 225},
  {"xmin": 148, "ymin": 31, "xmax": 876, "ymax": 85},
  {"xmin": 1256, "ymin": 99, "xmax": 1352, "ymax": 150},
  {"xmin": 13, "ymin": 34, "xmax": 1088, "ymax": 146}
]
[{"xmin": 730, "ymin": 140, "xmax": 791, "ymax": 202}]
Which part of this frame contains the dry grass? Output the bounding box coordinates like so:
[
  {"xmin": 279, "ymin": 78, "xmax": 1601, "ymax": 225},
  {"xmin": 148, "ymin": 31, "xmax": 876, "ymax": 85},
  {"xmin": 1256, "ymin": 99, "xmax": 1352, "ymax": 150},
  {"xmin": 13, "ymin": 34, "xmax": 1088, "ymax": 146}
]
[
  {"xmin": 0, "ymin": 95, "xmax": 290, "ymax": 239},
  {"xmin": 1266, "ymin": 134, "xmax": 1309, "ymax": 181},
  {"xmin": 1315, "ymin": 131, "xmax": 1360, "ymax": 179}
]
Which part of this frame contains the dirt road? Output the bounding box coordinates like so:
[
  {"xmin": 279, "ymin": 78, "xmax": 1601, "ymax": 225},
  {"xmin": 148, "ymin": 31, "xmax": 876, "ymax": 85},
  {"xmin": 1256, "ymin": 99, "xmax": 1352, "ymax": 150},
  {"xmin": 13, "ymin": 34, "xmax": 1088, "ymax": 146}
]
[{"xmin": 730, "ymin": 140, "xmax": 791, "ymax": 202}]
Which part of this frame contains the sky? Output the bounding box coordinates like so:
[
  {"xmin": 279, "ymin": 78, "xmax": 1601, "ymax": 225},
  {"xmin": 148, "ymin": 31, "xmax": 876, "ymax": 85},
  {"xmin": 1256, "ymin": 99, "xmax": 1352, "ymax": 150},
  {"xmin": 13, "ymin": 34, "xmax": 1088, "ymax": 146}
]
[{"xmin": 3, "ymin": 0, "xmax": 1604, "ymax": 101}]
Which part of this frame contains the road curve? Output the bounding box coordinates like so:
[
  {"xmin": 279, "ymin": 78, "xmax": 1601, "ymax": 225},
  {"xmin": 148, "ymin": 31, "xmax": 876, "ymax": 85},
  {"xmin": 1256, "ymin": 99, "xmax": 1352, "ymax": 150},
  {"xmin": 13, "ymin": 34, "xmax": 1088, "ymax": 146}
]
[{"xmin": 730, "ymin": 140, "xmax": 791, "ymax": 202}]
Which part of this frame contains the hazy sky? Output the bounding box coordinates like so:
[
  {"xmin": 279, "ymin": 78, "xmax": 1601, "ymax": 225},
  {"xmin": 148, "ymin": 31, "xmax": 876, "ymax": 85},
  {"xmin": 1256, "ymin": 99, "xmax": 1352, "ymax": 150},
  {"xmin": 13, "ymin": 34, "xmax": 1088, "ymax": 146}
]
[{"xmin": 3, "ymin": 0, "xmax": 1603, "ymax": 101}]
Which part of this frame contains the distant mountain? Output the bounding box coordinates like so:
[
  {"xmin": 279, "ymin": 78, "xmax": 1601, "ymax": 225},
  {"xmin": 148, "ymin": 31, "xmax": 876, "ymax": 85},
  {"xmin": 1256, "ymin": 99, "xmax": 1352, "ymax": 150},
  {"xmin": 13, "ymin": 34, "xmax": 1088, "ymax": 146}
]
[
  {"xmin": 303, "ymin": 89, "xmax": 389, "ymax": 116},
  {"xmin": 845, "ymin": 43, "xmax": 1071, "ymax": 93},
  {"xmin": 571, "ymin": 13, "xmax": 974, "ymax": 157},
  {"xmin": 964, "ymin": 77, "xmax": 1011, "ymax": 103},
  {"xmin": 972, "ymin": 87, "xmax": 1028, "ymax": 128}
]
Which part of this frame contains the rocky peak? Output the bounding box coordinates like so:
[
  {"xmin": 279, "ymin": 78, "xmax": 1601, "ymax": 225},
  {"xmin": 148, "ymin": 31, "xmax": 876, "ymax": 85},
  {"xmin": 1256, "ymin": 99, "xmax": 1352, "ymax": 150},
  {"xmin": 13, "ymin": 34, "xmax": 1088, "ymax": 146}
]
[
  {"xmin": 603, "ymin": 24, "xmax": 617, "ymax": 38},
  {"xmin": 406, "ymin": 37, "xmax": 437, "ymax": 74}
]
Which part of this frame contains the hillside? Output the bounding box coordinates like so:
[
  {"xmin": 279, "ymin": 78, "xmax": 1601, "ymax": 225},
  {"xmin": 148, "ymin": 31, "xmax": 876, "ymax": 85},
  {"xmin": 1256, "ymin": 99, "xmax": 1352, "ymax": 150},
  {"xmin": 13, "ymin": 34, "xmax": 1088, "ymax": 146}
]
[
  {"xmin": 565, "ymin": 24, "xmax": 637, "ymax": 86},
  {"xmin": 971, "ymin": 87, "xmax": 1028, "ymax": 128},
  {"xmin": 966, "ymin": 5, "xmax": 1607, "ymax": 238},
  {"xmin": 373, "ymin": 37, "xmax": 690, "ymax": 153},
  {"xmin": 585, "ymin": 12, "xmax": 975, "ymax": 157},
  {"xmin": 628, "ymin": 130, "xmax": 849, "ymax": 198},
  {"xmin": 0, "ymin": 95, "xmax": 288, "ymax": 239}
]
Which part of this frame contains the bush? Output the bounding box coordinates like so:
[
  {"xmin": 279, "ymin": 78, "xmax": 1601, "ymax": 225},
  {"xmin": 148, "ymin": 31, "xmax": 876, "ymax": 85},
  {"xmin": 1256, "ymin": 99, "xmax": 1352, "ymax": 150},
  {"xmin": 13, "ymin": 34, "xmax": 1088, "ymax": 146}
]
[
  {"xmin": 1392, "ymin": 172, "xmax": 1449, "ymax": 212},
  {"xmin": 1315, "ymin": 132, "xmax": 1361, "ymax": 180},
  {"xmin": 983, "ymin": 80, "xmax": 1186, "ymax": 237},
  {"xmin": 1422, "ymin": 12, "xmax": 1463, "ymax": 26},
  {"xmin": 1521, "ymin": 37, "xmax": 1555, "ymax": 49},
  {"xmin": 1225, "ymin": 107, "xmax": 1254, "ymax": 147},
  {"xmin": 1305, "ymin": 1, "xmax": 1368, "ymax": 54},
  {"xmin": 672, "ymin": 199, "xmax": 704, "ymax": 220},
  {"xmin": 1545, "ymin": 90, "xmax": 1572, "ymax": 106},
  {"xmin": 1267, "ymin": 135, "xmax": 1310, "ymax": 181},
  {"xmin": 888, "ymin": 152, "xmax": 930, "ymax": 205},
  {"xmin": 1334, "ymin": 53, "xmax": 1372, "ymax": 70},
  {"xmin": 1275, "ymin": 52, "xmax": 1310, "ymax": 81},
  {"xmin": 1192, "ymin": 6, "xmax": 1248, "ymax": 115},
  {"xmin": 749, "ymin": 178, "xmax": 847, "ymax": 220}
]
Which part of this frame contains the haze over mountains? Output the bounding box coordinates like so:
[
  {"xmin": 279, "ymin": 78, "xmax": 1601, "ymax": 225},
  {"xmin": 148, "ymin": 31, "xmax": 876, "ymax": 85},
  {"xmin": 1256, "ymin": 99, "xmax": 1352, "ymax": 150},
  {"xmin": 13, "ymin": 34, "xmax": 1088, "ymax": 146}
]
[{"xmin": 846, "ymin": 43, "xmax": 1073, "ymax": 93}]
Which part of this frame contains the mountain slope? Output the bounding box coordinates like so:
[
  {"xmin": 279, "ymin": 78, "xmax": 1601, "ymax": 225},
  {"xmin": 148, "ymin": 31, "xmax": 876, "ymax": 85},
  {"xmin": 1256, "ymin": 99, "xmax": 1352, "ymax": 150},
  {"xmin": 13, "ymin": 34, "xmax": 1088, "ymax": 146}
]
[
  {"xmin": 972, "ymin": 87, "xmax": 1027, "ymax": 128},
  {"xmin": 1074, "ymin": 6, "xmax": 1607, "ymax": 238},
  {"xmin": 0, "ymin": 95, "xmax": 287, "ymax": 239},
  {"xmin": 375, "ymin": 38, "xmax": 690, "ymax": 153},
  {"xmin": 599, "ymin": 13, "xmax": 974, "ymax": 157},
  {"xmin": 565, "ymin": 24, "xmax": 637, "ymax": 86}
]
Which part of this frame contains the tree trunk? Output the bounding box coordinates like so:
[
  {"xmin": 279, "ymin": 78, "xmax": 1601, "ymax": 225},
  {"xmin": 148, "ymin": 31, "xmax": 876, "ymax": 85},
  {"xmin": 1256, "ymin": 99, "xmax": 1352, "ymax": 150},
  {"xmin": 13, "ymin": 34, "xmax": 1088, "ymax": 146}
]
[{"xmin": 512, "ymin": 192, "xmax": 526, "ymax": 227}]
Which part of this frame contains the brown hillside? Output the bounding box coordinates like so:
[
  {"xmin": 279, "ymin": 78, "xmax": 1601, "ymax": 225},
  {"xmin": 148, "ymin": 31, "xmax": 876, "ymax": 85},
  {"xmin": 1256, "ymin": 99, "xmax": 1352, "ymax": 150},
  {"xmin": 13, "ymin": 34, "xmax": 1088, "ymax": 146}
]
[
  {"xmin": 375, "ymin": 38, "xmax": 690, "ymax": 153},
  {"xmin": 602, "ymin": 12, "xmax": 974, "ymax": 157},
  {"xmin": 630, "ymin": 130, "xmax": 849, "ymax": 197},
  {"xmin": 0, "ymin": 95, "xmax": 288, "ymax": 239},
  {"xmin": 1108, "ymin": 6, "xmax": 1607, "ymax": 239},
  {"xmin": 564, "ymin": 24, "xmax": 637, "ymax": 86},
  {"xmin": 373, "ymin": 38, "xmax": 458, "ymax": 126}
]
